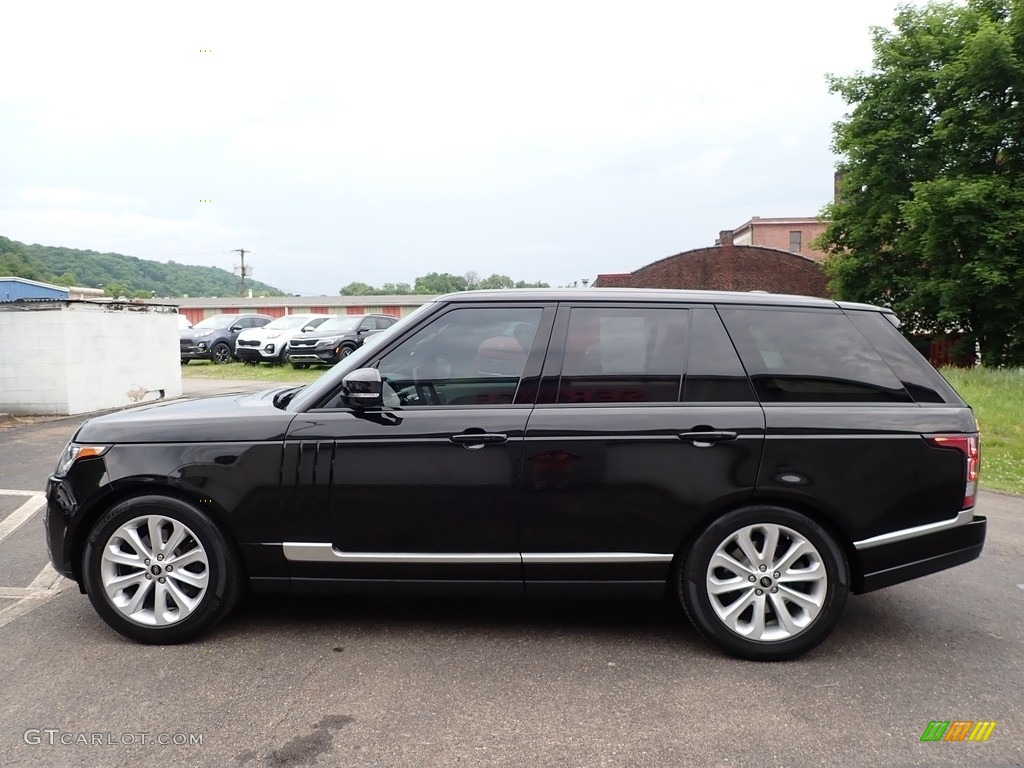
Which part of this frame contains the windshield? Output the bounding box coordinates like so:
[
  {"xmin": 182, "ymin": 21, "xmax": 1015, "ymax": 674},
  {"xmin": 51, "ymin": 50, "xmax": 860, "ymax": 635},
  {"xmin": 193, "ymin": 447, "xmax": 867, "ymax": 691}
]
[
  {"xmin": 316, "ymin": 316, "xmax": 361, "ymax": 332},
  {"xmin": 193, "ymin": 314, "xmax": 238, "ymax": 329},
  {"xmin": 265, "ymin": 315, "xmax": 319, "ymax": 330}
]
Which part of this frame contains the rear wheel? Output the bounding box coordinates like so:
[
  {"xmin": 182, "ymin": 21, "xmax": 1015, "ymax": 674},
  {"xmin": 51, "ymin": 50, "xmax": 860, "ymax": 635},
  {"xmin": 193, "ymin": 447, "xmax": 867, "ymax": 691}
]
[
  {"xmin": 678, "ymin": 506, "xmax": 848, "ymax": 661},
  {"xmin": 82, "ymin": 495, "xmax": 242, "ymax": 644}
]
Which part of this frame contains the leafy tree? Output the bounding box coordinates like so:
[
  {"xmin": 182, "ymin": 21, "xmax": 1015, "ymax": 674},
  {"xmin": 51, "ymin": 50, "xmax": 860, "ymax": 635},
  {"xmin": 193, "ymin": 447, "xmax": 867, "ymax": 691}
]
[
  {"xmin": 380, "ymin": 282, "xmax": 413, "ymax": 294},
  {"xmin": 477, "ymin": 273, "xmax": 515, "ymax": 289},
  {"xmin": 819, "ymin": 0, "xmax": 1024, "ymax": 365},
  {"xmin": 514, "ymin": 279, "xmax": 550, "ymax": 288},
  {"xmin": 340, "ymin": 281, "xmax": 380, "ymax": 296},
  {"xmin": 413, "ymin": 272, "xmax": 469, "ymax": 294}
]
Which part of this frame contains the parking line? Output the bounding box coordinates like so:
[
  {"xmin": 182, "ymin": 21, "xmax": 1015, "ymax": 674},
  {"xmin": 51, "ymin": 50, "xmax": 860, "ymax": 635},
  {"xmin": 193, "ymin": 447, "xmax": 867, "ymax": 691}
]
[
  {"xmin": 0, "ymin": 564, "xmax": 69, "ymax": 631},
  {"xmin": 0, "ymin": 494, "xmax": 45, "ymax": 546},
  {"xmin": 0, "ymin": 488, "xmax": 41, "ymax": 496}
]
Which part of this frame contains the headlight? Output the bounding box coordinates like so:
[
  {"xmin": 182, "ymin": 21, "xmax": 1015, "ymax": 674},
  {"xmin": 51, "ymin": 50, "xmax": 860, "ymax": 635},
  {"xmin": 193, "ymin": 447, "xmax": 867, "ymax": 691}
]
[
  {"xmin": 265, "ymin": 332, "xmax": 281, "ymax": 339},
  {"xmin": 193, "ymin": 330, "xmax": 213, "ymax": 337},
  {"xmin": 318, "ymin": 337, "xmax": 341, "ymax": 346},
  {"xmin": 54, "ymin": 443, "xmax": 110, "ymax": 478}
]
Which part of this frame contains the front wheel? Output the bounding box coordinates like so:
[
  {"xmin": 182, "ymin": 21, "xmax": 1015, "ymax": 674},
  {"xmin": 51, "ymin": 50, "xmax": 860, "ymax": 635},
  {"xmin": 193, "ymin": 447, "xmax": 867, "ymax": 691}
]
[
  {"xmin": 678, "ymin": 506, "xmax": 848, "ymax": 661},
  {"xmin": 211, "ymin": 342, "xmax": 232, "ymax": 364},
  {"xmin": 82, "ymin": 495, "xmax": 243, "ymax": 644}
]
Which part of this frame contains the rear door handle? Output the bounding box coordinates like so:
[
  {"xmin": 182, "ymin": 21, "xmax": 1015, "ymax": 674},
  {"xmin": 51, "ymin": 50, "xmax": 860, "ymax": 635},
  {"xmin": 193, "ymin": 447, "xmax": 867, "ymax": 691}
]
[
  {"xmin": 678, "ymin": 431, "xmax": 738, "ymax": 447},
  {"xmin": 450, "ymin": 433, "xmax": 508, "ymax": 449}
]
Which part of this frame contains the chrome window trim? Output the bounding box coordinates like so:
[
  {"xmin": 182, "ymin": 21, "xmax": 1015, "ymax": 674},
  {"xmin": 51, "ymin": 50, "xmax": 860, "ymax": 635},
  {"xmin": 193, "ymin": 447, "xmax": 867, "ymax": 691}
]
[
  {"xmin": 282, "ymin": 544, "xmax": 672, "ymax": 565},
  {"xmin": 852, "ymin": 508, "xmax": 974, "ymax": 550}
]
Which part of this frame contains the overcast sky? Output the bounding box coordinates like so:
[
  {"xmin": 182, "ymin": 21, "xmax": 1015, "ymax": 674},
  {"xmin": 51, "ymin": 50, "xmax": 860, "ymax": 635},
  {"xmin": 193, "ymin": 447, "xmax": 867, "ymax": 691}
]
[{"xmin": 1, "ymin": 0, "xmax": 920, "ymax": 295}]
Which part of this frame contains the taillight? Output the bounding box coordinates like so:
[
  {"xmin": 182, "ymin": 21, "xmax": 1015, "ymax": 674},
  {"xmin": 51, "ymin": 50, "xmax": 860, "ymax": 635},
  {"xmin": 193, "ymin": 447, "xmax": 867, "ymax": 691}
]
[{"xmin": 927, "ymin": 435, "xmax": 980, "ymax": 509}]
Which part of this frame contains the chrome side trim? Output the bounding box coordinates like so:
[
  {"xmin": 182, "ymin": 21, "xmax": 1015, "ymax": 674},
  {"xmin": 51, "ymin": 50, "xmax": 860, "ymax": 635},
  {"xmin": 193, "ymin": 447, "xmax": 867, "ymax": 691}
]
[
  {"xmin": 281, "ymin": 544, "xmax": 674, "ymax": 565},
  {"xmin": 283, "ymin": 544, "xmax": 521, "ymax": 564},
  {"xmin": 852, "ymin": 509, "xmax": 974, "ymax": 551},
  {"xmin": 521, "ymin": 553, "xmax": 673, "ymax": 564}
]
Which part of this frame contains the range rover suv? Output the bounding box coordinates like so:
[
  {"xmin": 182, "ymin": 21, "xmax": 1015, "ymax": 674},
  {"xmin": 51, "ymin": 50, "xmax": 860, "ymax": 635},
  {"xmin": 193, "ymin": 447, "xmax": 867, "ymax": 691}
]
[
  {"xmin": 286, "ymin": 313, "xmax": 398, "ymax": 368},
  {"xmin": 45, "ymin": 289, "xmax": 985, "ymax": 660}
]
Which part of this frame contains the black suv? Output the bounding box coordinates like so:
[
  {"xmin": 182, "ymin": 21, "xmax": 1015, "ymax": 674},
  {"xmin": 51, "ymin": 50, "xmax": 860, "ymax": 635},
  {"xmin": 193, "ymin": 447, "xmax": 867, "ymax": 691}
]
[
  {"xmin": 46, "ymin": 290, "xmax": 985, "ymax": 659},
  {"xmin": 179, "ymin": 313, "xmax": 273, "ymax": 364},
  {"xmin": 286, "ymin": 313, "xmax": 398, "ymax": 368}
]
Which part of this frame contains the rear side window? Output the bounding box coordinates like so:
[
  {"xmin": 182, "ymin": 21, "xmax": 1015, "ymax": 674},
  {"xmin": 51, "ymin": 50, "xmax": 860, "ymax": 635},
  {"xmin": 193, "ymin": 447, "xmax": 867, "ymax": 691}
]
[
  {"xmin": 719, "ymin": 308, "xmax": 912, "ymax": 403},
  {"xmin": 557, "ymin": 307, "xmax": 688, "ymax": 403},
  {"xmin": 846, "ymin": 311, "xmax": 961, "ymax": 404},
  {"xmin": 682, "ymin": 309, "xmax": 755, "ymax": 402}
]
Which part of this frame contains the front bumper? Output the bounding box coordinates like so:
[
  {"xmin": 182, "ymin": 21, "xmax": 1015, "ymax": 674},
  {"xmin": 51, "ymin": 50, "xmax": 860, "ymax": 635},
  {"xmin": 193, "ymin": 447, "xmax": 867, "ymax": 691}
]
[
  {"xmin": 288, "ymin": 349, "xmax": 340, "ymax": 365},
  {"xmin": 180, "ymin": 343, "xmax": 214, "ymax": 360},
  {"xmin": 853, "ymin": 515, "xmax": 987, "ymax": 593},
  {"xmin": 236, "ymin": 343, "xmax": 282, "ymax": 362},
  {"xmin": 45, "ymin": 475, "xmax": 77, "ymax": 581}
]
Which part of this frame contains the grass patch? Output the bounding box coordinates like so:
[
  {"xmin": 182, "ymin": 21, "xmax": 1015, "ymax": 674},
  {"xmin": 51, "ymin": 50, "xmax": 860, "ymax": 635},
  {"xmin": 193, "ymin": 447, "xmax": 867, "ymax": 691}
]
[
  {"xmin": 942, "ymin": 367, "xmax": 1024, "ymax": 496},
  {"xmin": 180, "ymin": 360, "xmax": 324, "ymax": 383}
]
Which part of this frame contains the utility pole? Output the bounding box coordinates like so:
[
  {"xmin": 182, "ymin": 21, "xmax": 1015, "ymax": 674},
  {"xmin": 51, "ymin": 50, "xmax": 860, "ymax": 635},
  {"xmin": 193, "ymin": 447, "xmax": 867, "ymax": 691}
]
[{"xmin": 232, "ymin": 248, "xmax": 251, "ymax": 295}]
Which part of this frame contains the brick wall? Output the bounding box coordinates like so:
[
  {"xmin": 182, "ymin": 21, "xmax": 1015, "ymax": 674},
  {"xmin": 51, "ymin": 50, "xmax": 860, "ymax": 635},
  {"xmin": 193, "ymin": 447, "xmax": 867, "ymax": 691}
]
[
  {"xmin": 594, "ymin": 243, "xmax": 829, "ymax": 297},
  {"xmin": 749, "ymin": 221, "xmax": 828, "ymax": 261}
]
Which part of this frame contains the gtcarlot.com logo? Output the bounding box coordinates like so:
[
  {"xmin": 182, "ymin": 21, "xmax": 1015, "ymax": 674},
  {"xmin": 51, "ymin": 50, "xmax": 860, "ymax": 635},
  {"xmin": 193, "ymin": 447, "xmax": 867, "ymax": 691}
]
[
  {"xmin": 920, "ymin": 720, "xmax": 997, "ymax": 742},
  {"xmin": 24, "ymin": 729, "xmax": 203, "ymax": 747}
]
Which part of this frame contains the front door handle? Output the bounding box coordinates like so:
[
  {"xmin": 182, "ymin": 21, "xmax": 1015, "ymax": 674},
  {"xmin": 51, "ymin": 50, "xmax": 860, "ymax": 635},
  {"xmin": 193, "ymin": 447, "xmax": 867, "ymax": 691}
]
[
  {"xmin": 678, "ymin": 431, "xmax": 738, "ymax": 448},
  {"xmin": 450, "ymin": 433, "xmax": 508, "ymax": 450}
]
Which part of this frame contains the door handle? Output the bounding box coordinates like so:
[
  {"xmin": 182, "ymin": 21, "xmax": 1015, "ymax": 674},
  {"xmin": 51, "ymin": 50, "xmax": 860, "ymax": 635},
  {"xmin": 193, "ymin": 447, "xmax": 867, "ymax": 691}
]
[
  {"xmin": 450, "ymin": 433, "xmax": 508, "ymax": 449},
  {"xmin": 677, "ymin": 431, "xmax": 738, "ymax": 448}
]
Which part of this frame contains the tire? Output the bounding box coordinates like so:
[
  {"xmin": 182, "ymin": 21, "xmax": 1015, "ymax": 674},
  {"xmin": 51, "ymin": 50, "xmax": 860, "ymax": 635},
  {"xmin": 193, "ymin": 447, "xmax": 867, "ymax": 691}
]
[
  {"xmin": 337, "ymin": 344, "xmax": 356, "ymax": 361},
  {"xmin": 82, "ymin": 495, "xmax": 243, "ymax": 644},
  {"xmin": 290, "ymin": 362, "xmax": 309, "ymax": 369},
  {"xmin": 678, "ymin": 506, "xmax": 848, "ymax": 661},
  {"xmin": 180, "ymin": 359, "xmax": 189, "ymax": 365},
  {"xmin": 211, "ymin": 342, "xmax": 232, "ymax": 364}
]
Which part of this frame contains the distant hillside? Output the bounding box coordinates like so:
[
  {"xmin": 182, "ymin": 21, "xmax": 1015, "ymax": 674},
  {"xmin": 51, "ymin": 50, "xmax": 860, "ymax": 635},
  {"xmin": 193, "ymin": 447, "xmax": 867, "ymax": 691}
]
[{"xmin": 0, "ymin": 236, "xmax": 286, "ymax": 298}]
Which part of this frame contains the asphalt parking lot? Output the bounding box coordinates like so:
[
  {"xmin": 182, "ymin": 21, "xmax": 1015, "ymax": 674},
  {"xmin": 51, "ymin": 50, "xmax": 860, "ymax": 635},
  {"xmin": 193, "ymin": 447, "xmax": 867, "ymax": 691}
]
[{"xmin": 1, "ymin": 383, "xmax": 1022, "ymax": 767}]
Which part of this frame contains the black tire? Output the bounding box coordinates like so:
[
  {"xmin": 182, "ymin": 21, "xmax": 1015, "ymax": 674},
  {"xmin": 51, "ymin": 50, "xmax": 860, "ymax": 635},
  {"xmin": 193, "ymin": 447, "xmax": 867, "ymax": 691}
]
[
  {"xmin": 337, "ymin": 344, "xmax": 356, "ymax": 360},
  {"xmin": 290, "ymin": 362, "xmax": 309, "ymax": 369},
  {"xmin": 180, "ymin": 359, "xmax": 189, "ymax": 365},
  {"xmin": 211, "ymin": 342, "xmax": 232, "ymax": 364},
  {"xmin": 678, "ymin": 506, "xmax": 848, "ymax": 661},
  {"xmin": 82, "ymin": 495, "xmax": 243, "ymax": 644}
]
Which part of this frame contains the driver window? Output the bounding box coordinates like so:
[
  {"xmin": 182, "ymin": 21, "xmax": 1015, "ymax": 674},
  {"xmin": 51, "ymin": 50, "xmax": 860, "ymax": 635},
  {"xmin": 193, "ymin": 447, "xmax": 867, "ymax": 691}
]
[{"xmin": 377, "ymin": 307, "xmax": 542, "ymax": 406}]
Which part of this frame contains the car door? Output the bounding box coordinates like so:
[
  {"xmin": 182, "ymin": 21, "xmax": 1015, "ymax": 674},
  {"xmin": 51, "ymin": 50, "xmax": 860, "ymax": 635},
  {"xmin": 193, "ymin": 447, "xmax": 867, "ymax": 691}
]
[
  {"xmin": 520, "ymin": 304, "xmax": 766, "ymax": 597},
  {"xmin": 282, "ymin": 302, "xmax": 554, "ymax": 592}
]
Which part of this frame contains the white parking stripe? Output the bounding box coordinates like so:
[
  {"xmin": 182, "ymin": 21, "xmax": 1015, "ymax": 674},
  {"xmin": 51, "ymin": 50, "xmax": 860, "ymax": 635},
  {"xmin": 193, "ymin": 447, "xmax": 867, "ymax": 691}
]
[
  {"xmin": 0, "ymin": 494, "xmax": 45, "ymax": 545},
  {"xmin": 0, "ymin": 564, "xmax": 69, "ymax": 631},
  {"xmin": 0, "ymin": 489, "xmax": 41, "ymax": 496}
]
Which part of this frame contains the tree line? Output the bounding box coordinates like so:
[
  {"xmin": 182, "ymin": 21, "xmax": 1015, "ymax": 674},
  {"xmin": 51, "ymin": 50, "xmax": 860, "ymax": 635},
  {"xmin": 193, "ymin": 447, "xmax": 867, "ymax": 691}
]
[
  {"xmin": 0, "ymin": 236, "xmax": 285, "ymax": 298},
  {"xmin": 340, "ymin": 272, "xmax": 550, "ymax": 296}
]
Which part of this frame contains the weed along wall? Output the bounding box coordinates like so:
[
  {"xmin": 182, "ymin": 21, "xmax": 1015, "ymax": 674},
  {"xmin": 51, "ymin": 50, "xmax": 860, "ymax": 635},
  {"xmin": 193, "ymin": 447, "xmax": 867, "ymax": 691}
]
[{"xmin": 0, "ymin": 302, "xmax": 182, "ymax": 415}]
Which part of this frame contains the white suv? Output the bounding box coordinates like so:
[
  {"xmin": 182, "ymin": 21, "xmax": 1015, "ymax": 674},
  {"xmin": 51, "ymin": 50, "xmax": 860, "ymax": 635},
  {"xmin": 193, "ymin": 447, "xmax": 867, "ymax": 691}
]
[{"xmin": 234, "ymin": 313, "xmax": 331, "ymax": 364}]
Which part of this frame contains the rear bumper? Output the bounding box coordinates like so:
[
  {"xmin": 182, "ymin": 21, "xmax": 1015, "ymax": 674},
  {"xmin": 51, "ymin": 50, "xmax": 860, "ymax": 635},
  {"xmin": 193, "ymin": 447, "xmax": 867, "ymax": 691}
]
[{"xmin": 853, "ymin": 515, "xmax": 986, "ymax": 593}]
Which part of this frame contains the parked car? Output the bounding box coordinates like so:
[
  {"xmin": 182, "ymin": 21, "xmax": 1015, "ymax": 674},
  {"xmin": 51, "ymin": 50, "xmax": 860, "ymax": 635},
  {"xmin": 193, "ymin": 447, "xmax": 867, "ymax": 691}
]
[
  {"xmin": 286, "ymin": 313, "xmax": 398, "ymax": 368},
  {"xmin": 46, "ymin": 289, "xmax": 985, "ymax": 659},
  {"xmin": 234, "ymin": 314, "xmax": 331, "ymax": 364},
  {"xmin": 179, "ymin": 313, "xmax": 273, "ymax": 364}
]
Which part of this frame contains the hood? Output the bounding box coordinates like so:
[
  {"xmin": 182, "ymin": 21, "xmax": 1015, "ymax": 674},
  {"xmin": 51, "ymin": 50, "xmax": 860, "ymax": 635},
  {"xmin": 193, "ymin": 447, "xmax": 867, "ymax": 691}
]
[{"xmin": 74, "ymin": 388, "xmax": 298, "ymax": 444}]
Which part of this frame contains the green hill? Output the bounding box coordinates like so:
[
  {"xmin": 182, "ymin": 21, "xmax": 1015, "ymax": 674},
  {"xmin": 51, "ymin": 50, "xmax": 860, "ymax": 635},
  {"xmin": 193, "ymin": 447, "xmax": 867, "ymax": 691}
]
[{"xmin": 0, "ymin": 236, "xmax": 286, "ymax": 298}]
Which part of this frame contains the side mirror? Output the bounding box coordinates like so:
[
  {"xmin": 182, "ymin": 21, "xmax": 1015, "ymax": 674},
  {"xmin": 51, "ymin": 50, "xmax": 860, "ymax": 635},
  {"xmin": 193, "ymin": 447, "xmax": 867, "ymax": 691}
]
[
  {"xmin": 230, "ymin": 325, "xmax": 242, "ymax": 332},
  {"xmin": 341, "ymin": 368, "xmax": 383, "ymax": 408}
]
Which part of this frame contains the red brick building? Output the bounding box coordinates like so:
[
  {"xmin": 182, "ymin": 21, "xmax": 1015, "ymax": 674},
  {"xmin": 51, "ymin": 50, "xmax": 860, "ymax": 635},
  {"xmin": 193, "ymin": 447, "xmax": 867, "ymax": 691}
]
[
  {"xmin": 594, "ymin": 231, "xmax": 829, "ymax": 297},
  {"xmin": 718, "ymin": 216, "xmax": 828, "ymax": 262}
]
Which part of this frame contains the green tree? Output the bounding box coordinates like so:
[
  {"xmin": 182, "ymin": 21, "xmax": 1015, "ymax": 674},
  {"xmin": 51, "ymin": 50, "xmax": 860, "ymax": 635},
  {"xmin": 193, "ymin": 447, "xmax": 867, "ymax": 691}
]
[
  {"xmin": 514, "ymin": 280, "xmax": 550, "ymax": 288},
  {"xmin": 339, "ymin": 281, "xmax": 381, "ymax": 296},
  {"xmin": 380, "ymin": 282, "xmax": 413, "ymax": 294},
  {"xmin": 477, "ymin": 273, "xmax": 515, "ymax": 289},
  {"xmin": 819, "ymin": 0, "xmax": 1024, "ymax": 366},
  {"xmin": 413, "ymin": 272, "xmax": 469, "ymax": 294}
]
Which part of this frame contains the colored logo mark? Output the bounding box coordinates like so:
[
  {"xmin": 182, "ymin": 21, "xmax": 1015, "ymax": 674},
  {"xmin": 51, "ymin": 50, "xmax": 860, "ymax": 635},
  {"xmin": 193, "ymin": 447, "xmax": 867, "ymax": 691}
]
[{"xmin": 920, "ymin": 720, "xmax": 996, "ymax": 742}]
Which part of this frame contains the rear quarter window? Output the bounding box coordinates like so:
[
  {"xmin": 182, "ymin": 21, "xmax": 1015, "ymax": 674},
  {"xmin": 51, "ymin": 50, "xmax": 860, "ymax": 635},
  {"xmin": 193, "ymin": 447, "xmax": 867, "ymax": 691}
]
[{"xmin": 719, "ymin": 308, "xmax": 913, "ymax": 404}]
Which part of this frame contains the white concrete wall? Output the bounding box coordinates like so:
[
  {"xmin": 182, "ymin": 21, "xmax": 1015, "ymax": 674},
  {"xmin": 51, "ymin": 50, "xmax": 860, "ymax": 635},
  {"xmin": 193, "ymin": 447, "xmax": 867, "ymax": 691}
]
[{"xmin": 0, "ymin": 305, "xmax": 182, "ymax": 415}]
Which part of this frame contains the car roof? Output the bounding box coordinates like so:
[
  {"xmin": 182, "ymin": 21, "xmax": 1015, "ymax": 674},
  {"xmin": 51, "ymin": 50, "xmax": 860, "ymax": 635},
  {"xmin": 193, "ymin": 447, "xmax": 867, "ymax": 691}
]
[{"xmin": 430, "ymin": 288, "xmax": 889, "ymax": 312}]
